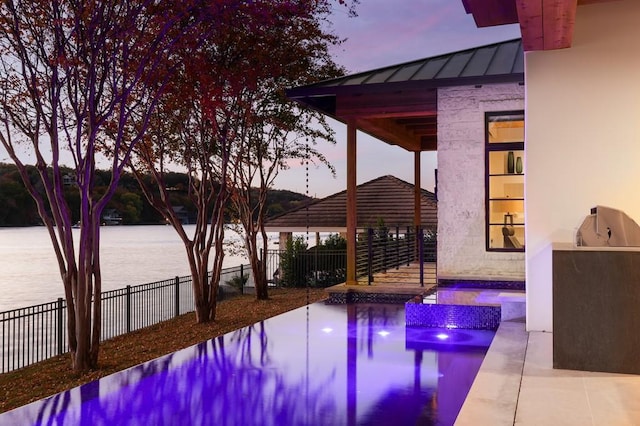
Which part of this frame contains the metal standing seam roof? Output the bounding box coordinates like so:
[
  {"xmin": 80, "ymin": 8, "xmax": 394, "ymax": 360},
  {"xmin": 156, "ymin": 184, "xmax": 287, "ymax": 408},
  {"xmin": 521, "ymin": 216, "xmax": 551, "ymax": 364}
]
[
  {"xmin": 288, "ymin": 38, "xmax": 524, "ymax": 96},
  {"xmin": 286, "ymin": 39, "xmax": 524, "ymax": 151},
  {"xmin": 264, "ymin": 175, "xmax": 437, "ymax": 232}
]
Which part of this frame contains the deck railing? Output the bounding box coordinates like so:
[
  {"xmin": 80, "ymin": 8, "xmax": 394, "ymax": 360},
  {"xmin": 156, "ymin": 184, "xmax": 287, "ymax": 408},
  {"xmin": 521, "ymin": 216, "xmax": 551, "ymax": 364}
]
[
  {"xmin": 0, "ymin": 264, "xmax": 251, "ymax": 373},
  {"xmin": 265, "ymin": 226, "xmax": 437, "ymax": 288},
  {"xmin": 357, "ymin": 226, "xmax": 437, "ymax": 286}
]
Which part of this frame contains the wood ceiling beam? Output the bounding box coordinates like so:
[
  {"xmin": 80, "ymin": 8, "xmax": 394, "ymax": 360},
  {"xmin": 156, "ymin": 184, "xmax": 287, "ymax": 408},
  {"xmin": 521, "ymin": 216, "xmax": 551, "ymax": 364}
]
[
  {"xmin": 335, "ymin": 91, "xmax": 436, "ymax": 120},
  {"xmin": 515, "ymin": 0, "xmax": 577, "ymax": 51},
  {"xmin": 543, "ymin": 0, "xmax": 578, "ymax": 50},
  {"xmin": 358, "ymin": 118, "xmax": 423, "ymax": 152},
  {"xmin": 463, "ymin": 0, "xmax": 519, "ymax": 27},
  {"xmin": 421, "ymin": 137, "xmax": 437, "ymax": 151},
  {"xmin": 462, "ymin": 0, "xmax": 614, "ymax": 51},
  {"xmin": 515, "ymin": 0, "xmax": 543, "ymax": 50},
  {"xmin": 405, "ymin": 123, "xmax": 437, "ymax": 133},
  {"xmin": 364, "ymin": 110, "xmax": 437, "ymax": 119}
]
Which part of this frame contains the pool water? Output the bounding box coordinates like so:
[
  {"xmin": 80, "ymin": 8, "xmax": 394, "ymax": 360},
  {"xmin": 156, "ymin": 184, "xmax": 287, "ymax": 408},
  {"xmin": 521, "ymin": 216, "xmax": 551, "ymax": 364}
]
[{"xmin": 2, "ymin": 302, "xmax": 494, "ymax": 425}]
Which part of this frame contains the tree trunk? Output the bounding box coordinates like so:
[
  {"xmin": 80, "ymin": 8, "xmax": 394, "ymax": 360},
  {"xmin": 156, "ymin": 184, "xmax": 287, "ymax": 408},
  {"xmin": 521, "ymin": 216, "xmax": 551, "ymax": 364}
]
[
  {"xmin": 191, "ymin": 252, "xmax": 213, "ymax": 324},
  {"xmin": 248, "ymin": 234, "xmax": 269, "ymax": 300}
]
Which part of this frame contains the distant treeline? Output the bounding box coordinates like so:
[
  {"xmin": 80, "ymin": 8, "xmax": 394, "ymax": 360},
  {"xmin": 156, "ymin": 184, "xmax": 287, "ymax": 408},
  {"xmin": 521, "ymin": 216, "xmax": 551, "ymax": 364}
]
[{"xmin": 0, "ymin": 163, "xmax": 312, "ymax": 227}]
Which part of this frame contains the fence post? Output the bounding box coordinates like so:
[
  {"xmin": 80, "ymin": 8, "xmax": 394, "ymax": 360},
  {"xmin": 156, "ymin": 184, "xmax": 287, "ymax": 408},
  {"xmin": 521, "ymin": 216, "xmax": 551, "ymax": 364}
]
[
  {"xmin": 367, "ymin": 227, "xmax": 373, "ymax": 285},
  {"xmin": 406, "ymin": 226, "xmax": 411, "ymax": 266},
  {"xmin": 383, "ymin": 233, "xmax": 388, "ymax": 273},
  {"xmin": 175, "ymin": 276, "xmax": 180, "ymax": 317},
  {"xmin": 57, "ymin": 298, "xmax": 63, "ymax": 355},
  {"xmin": 419, "ymin": 227, "xmax": 424, "ymax": 287},
  {"xmin": 126, "ymin": 285, "xmax": 131, "ymax": 333},
  {"xmin": 396, "ymin": 226, "xmax": 400, "ymax": 270},
  {"xmin": 263, "ymin": 247, "xmax": 268, "ymax": 290},
  {"xmin": 240, "ymin": 264, "xmax": 244, "ymax": 295},
  {"xmin": 314, "ymin": 244, "xmax": 319, "ymax": 285}
]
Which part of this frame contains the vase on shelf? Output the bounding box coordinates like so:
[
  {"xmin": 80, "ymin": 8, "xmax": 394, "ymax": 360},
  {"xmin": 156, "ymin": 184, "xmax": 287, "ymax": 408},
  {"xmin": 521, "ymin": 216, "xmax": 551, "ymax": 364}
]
[
  {"xmin": 507, "ymin": 151, "xmax": 515, "ymax": 174},
  {"xmin": 516, "ymin": 156, "xmax": 523, "ymax": 174}
]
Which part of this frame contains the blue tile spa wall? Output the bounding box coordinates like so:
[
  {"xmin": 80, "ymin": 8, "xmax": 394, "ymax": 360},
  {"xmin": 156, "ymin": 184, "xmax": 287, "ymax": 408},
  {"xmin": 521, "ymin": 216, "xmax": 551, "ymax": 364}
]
[
  {"xmin": 405, "ymin": 301, "xmax": 501, "ymax": 331},
  {"xmin": 437, "ymin": 278, "xmax": 525, "ymax": 291}
]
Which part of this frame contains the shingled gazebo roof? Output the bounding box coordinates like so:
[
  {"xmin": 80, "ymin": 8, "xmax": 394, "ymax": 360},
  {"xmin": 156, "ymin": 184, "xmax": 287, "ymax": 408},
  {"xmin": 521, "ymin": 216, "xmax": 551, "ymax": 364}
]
[{"xmin": 264, "ymin": 175, "xmax": 437, "ymax": 232}]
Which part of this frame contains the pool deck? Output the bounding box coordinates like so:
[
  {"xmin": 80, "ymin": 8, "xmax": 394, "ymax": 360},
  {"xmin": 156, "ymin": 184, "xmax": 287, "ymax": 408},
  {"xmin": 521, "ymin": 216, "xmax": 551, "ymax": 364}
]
[
  {"xmin": 326, "ymin": 270, "xmax": 640, "ymax": 425},
  {"xmin": 458, "ymin": 320, "xmax": 640, "ymax": 425}
]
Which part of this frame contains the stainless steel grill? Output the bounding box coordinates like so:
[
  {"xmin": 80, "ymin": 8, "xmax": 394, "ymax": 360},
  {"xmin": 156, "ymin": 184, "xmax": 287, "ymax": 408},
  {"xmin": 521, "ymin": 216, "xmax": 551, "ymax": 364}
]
[{"xmin": 576, "ymin": 205, "xmax": 640, "ymax": 247}]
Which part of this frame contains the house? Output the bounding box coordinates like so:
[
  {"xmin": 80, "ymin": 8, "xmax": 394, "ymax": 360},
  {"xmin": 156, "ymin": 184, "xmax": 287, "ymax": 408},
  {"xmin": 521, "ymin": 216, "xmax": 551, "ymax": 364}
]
[
  {"xmin": 171, "ymin": 206, "xmax": 191, "ymax": 225},
  {"xmin": 462, "ymin": 0, "xmax": 640, "ymax": 333},
  {"xmin": 288, "ymin": 39, "xmax": 525, "ymax": 291},
  {"xmin": 291, "ymin": 0, "xmax": 640, "ymax": 337},
  {"xmin": 102, "ymin": 209, "xmax": 123, "ymax": 226},
  {"xmin": 62, "ymin": 173, "xmax": 76, "ymax": 187}
]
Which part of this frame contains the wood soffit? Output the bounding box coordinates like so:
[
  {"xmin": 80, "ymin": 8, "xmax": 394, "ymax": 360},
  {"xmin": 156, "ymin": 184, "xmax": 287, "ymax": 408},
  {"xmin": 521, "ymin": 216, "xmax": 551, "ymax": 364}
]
[{"xmin": 462, "ymin": 0, "xmax": 614, "ymax": 51}]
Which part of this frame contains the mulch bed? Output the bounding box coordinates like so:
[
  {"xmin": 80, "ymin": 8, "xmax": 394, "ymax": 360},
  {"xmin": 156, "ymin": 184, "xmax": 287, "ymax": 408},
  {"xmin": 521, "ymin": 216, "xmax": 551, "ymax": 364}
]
[{"xmin": 0, "ymin": 288, "xmax": 327, "ymax": 413}]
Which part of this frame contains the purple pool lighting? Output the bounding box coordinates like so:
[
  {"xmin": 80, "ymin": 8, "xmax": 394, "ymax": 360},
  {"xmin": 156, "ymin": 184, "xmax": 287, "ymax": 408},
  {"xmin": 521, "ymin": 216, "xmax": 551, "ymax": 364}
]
[{"xmin": 2, "ymin": 303, "xmax": 494, "ymax": 426}]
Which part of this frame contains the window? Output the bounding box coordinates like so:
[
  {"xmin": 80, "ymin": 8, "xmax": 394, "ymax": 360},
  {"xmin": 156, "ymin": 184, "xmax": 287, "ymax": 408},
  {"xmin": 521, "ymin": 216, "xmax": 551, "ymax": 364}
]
[{"xmin": 486, "ymin": 111, "xmax": 525, "ymax": 251}]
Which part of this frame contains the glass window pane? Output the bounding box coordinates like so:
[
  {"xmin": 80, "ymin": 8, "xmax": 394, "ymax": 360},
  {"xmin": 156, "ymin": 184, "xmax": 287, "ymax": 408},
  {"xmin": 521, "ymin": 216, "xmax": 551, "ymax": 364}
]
[
  {"xmin": 488, "ymin": 113, "xmax": 524, "ymax": 144},
  {"xmin": 486, "ymin": 111, "xmax": 525, "ymax": 251},
  {"xmin": 489, "ymin": 224, "xmax": 525, "ymax": 249}
]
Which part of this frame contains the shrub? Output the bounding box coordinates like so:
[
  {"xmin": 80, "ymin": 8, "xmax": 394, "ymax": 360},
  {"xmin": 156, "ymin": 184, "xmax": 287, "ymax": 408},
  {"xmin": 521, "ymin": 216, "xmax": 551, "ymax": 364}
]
[{"xmin": 226, "ymin": 274, "xmax": 248, "ymax": 291}]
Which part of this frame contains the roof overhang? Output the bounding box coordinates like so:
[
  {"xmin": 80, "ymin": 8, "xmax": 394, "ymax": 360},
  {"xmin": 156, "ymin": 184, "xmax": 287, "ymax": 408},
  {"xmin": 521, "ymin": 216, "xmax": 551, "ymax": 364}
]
[
  {"xmin": 288, "ymin": 82, "xmax": 439, "ymax": 152},
  {"xmin": 288, "ymin": 39, "xmax": 524, "ymax": 152},
  {"xmin": 461, "ymin": 0, "xmax": 615, "ymax": 51}
]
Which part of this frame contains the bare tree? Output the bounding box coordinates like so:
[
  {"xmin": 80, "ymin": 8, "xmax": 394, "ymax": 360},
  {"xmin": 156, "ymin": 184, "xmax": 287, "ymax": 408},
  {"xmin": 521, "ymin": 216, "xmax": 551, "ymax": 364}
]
[{"xmin": 0, "ymin": 0, "xmax": 196, "ymax": 370}]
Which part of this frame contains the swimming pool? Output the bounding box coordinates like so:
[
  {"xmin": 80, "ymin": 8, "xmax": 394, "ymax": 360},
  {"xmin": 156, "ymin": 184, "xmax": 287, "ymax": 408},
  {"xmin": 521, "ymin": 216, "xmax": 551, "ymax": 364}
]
[{"xmin": 1, "ymin": 302, "xmax": 494, "ymax": 425}]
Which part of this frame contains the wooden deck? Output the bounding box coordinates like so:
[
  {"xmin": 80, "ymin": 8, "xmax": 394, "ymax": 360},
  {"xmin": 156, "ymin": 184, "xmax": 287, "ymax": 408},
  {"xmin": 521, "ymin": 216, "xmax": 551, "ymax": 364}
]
[{"xmin": 326, "ymin": 262, "xmax": 436, "ymax": 299}]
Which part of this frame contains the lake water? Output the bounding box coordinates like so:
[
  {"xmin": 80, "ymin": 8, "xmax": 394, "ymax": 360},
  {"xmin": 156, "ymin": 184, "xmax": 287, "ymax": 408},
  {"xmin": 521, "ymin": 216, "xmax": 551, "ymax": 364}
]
[{"xmin": 0, "ymin": 225, "xmax": 275, "ymax": 312}]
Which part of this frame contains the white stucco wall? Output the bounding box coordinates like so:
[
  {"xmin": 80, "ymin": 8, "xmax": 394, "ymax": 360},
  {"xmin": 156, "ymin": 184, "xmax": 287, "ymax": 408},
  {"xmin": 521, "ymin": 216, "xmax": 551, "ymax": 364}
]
[
  {"xmin": 437, "ymin": 83, "xmax": 525, "ymax": 281},
  {"xmin": 526, "ymin": 0, "xmax": 640, "ymax": 331}
]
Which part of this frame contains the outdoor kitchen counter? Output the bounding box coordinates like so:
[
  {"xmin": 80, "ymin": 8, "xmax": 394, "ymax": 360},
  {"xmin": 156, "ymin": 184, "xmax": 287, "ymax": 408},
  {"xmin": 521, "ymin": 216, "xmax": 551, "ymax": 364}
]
[{"xmin": 553, "ymin": 243, "xmax": 640, "ymax": 375}]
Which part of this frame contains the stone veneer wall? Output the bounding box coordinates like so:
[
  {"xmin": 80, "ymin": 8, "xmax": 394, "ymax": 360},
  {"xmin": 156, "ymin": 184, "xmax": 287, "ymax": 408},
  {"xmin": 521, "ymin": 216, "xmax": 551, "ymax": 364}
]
[{"xmin": 437, "ymin": 83, "xmax": 525, "ymax": 281}]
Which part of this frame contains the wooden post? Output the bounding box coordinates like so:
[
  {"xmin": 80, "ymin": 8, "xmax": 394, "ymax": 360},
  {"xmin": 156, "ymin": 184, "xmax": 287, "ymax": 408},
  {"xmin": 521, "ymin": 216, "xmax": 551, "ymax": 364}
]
[
  {"xmin": 414, "ymin": 151, "xmax": 422, "ymax": 260},
  {"xmin": 278, "ymin": 232, "xmax": 292, "ymax": 248},
  {"xmin": 414, "ymin": 151, "xmax": 422, "ymax": 230},
  {"xmin": 346, "ymin": 120, "xmax": 357, "ymax": 285}
]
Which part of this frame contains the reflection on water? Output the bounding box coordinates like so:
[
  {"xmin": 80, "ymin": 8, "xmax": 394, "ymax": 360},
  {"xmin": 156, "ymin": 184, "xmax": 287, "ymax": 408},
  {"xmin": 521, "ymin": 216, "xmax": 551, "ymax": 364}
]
[{"xmin": 1, "ymin": 303, "xmax": 493, "ymax": 426}]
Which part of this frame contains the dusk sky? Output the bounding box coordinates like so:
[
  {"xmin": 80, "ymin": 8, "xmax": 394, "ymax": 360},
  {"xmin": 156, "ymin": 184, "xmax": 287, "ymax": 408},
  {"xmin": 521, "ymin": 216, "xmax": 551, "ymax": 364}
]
[
  {"xmin": 274, "ymin": 0, "xmax": 520, "ymax": 198},
  {"xmin": 0, "ymin": 1, "xmax": 521, "ymax": 200}
]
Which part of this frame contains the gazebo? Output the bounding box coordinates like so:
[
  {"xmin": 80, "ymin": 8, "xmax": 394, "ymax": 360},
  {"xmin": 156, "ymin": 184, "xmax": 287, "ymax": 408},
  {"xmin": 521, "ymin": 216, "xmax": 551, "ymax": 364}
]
[{"xmin": 265, "ymin": 174, "xmax": 437, "ymax": 247}]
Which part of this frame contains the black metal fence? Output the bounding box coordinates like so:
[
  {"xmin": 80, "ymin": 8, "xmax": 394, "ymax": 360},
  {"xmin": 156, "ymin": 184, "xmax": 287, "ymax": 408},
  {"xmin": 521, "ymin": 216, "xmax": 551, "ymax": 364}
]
[
  {"xmin": 0, "ymin": 264, "xmax": 251, "ymax": 373},
  {"xmin": 265, "ymin": 249, "xmax": 347, "ymax": 288},
  {"xmin": 356, "ymin": 226, "xmax": 437, "ymax": 285},
  {"xmin": 265, "ymin": 226, "xmax": 437, "ymax": 288}
]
